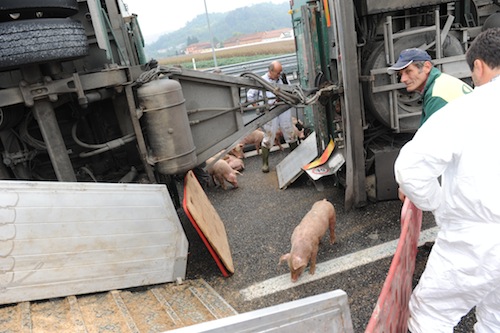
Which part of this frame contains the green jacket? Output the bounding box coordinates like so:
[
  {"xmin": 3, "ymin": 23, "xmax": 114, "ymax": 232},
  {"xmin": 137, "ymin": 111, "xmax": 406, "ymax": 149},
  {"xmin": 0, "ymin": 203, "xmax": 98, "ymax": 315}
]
[{"xmin": 421, "ymin": 67, "xmax": 473, "ymax": 126}]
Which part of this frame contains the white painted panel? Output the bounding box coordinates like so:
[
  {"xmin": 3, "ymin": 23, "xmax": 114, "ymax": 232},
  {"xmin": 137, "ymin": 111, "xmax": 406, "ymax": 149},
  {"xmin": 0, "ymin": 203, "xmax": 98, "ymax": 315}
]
[
  {"xmin": 0, "ymin": 181, "xmax": 188, "ymax": 305},
  {"xmin": 168, "ymin": 290, "xmax": 354, "ymax": 333}
]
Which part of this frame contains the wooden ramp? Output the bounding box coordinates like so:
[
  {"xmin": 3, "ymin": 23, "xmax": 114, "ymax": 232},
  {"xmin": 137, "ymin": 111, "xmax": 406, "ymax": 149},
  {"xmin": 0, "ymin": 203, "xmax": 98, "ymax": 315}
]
[{"xmin": 183, "ymin": 170, "xmax": 234, "ymax": 277}]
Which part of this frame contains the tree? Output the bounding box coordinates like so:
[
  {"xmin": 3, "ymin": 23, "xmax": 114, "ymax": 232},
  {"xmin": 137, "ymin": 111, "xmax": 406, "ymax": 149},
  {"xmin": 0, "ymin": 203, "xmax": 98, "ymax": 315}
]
[{"xmin": 187, "ymin": 36, "xmax": 199, "ymax": 46}]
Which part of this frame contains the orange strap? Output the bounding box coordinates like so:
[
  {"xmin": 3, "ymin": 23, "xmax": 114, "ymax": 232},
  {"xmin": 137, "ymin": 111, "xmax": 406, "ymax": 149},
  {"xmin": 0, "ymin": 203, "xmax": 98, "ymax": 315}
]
[
  {"xmin": 303, "ymin": 138, "xmax": 335, "ymax": 170},
  {"xmin": 323, "ymin": 0, "xmax": 331, "ymax": 27}
]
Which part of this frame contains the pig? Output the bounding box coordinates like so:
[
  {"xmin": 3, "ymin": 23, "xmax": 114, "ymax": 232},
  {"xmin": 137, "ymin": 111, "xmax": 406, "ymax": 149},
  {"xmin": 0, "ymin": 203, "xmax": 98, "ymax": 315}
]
[
  {"xmin": 207, "ymin": 158, "xmax": 240, "ymax": 190},
  {"xmin": 223, "ymin": 154, "xmax": 245, "ymax": 172},
  {"xmin": 292, "ymin": 117, "xmax": 306, "ymax": 142},
  {"xmin": 230, "ymin": 130, "xmax": 265, "ymax": 158},
  {"xmin": 279, "ymin": 199, "xmax": 336, "ymax": 282},
  {"xmin": 229, "ymin": 143, "xmax": 245, "ymax": 159},
  {"xmin": 241, "ymin": 129, "xmax": 265, "ymax": 155},
  {"xmin": 274, "ymin": 129, "xmax": 284, "ymax": 151}
]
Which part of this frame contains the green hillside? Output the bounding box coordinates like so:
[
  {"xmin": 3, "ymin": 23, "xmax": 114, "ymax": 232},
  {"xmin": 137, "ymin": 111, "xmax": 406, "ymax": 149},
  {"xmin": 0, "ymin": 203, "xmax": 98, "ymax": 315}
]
[{"xmin": 143, "ymin": 2, "xmax": 291, "ymax": 59}]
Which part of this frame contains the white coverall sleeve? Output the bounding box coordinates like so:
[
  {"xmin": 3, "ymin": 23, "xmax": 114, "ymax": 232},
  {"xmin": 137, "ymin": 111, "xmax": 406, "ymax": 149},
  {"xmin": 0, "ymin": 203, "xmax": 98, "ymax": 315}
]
[
  {"xmin": 394, "ymin": 106, "xmax": 459, "ymax": 212},
  {"xmin": 246, "ymin": 88, "xmax": 259, "ymax": 103}
]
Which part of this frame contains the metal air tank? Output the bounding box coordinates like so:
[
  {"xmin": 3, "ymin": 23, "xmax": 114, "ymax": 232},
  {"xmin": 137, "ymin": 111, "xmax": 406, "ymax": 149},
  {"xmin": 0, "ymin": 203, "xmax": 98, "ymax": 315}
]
[{"xmin": 137, "ymin": 78, "xmax": 197, "ymax": 175}]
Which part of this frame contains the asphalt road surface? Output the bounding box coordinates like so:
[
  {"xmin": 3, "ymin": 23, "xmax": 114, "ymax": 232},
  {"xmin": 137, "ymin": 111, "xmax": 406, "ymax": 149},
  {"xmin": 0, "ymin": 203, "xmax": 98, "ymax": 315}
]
[{"xmin": 175, "ymin": 147, "xmax": 476, "ymax": 332}]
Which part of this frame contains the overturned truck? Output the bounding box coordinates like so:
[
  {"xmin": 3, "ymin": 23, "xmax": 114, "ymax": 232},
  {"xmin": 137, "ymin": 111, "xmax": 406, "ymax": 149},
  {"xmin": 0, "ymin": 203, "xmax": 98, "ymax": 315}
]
[
  {"xmin": 0, "ymin": 0, "xmax": 497, "ymax": 212},
  {"xmin": 0, "ymin": 1, "xmax": 342, "ymax": 330},
  {"xmin": 0, "ymin": 0, "xmax": 498, "ymax": 331}
]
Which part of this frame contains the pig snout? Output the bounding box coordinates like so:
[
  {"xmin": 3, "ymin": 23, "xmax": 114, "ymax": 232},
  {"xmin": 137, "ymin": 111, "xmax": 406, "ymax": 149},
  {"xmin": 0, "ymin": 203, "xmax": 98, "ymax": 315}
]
[
  {"xmin": 279, "ymin": 252, "xmax": 306, "ymax": 282},
  {"xmin": 226, "ymin": 172, "xmax": 238, "ymax": 188}
]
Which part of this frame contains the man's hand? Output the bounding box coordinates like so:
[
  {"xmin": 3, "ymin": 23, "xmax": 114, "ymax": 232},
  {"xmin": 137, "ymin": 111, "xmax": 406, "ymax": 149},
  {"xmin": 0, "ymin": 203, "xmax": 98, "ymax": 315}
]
[{"xmin": 398, "ymin": 188, "xmax": 406, "ymax": 202}]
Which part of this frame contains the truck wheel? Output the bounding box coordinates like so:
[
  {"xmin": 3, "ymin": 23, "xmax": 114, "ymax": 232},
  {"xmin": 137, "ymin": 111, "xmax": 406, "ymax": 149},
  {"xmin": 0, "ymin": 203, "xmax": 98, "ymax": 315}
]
[
  {"xmin": 0, "ymin": 0, "xmax": 78, "ymax": 21},
  {"xmin": 0, "ymin": 18, "xmax": 88, "ymax": 69}
]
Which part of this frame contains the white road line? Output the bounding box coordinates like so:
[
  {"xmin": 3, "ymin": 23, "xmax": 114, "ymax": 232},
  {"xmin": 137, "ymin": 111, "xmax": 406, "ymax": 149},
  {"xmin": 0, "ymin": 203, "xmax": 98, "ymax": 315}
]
[{"xmin": 240, "ymin": 226, "xmax": 438, "ymax": 301}]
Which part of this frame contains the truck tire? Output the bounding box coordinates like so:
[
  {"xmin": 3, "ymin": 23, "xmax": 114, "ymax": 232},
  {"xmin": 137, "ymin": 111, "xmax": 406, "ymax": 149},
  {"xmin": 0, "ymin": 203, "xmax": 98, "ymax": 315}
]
[
  {"xmin": 0, "ymin": 18, "xmax": 88, "ymax": 69},
  {"xmin": 0, "ymin": 0, "xmax": 78, "ymax": 21}
]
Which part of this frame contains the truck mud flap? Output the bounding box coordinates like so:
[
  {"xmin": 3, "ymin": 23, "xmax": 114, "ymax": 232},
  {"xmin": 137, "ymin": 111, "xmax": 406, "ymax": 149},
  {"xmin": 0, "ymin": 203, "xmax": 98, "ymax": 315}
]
[
  {"xmin": 0, "ymin": 181, "xmax": 188, "ymax": 305},
  {"xmin": 168, "ymin": 289, "xmax": 354, "ymax": 333},
  {"xmin": 183, "ymin": 170, "xmax": 234, "ymax": 277}
]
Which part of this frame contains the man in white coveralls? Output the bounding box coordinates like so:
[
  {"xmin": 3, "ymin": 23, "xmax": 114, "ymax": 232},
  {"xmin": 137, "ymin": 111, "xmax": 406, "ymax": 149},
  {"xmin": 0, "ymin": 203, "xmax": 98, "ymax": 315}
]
[{"xmin": 395, "ymin": 28, "xmax": 500, "ymax": 332}]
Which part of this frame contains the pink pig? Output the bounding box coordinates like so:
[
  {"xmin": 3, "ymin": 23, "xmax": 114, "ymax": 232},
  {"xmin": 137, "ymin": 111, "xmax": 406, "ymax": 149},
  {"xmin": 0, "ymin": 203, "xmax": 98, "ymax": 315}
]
[
  {"xmin": 241, "ymin": 130, "xmax": 265, "ymax": 155},
  {"xmin": 207, "ymin": 159, "xmax": 240, "ymax": 190},
  {"xmin": 230, "ymin": 130, "xmax": 265, "ymax": 158},
  {"xmin": 223, "ymin": 154, "xmax": 245, "ymax": 172},
  {"xmin": 279, "ymin": 199, "xmax": 336, "ymax": 282}
]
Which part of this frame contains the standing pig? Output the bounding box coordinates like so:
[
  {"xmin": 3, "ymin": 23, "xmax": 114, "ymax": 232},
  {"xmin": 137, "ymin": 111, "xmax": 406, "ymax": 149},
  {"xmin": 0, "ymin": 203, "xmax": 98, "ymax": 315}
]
[
  {"xmin": 229, "ymin": 130, "xmax": 265, "ymax": 158},
  {"xmin": 240, "ymin": 129, "xmax": 265, "ymax": 155},
  {"xmin": 279, "ymin": 199, "xmax": 336, "ymax": 282},
  {"xmin": 207, "ymin": 159, "xmax": 240, "ymax": 190}
]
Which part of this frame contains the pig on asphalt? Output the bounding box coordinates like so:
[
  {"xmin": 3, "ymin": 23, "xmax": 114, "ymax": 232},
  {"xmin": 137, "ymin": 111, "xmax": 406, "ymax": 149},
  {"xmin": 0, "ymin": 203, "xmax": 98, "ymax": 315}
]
[
  {"xmin": 241, "ymin": 129, "xmax": 265, "ymax": 155},
  {"xmin": 207, "ymin": 158, "xmax": 240, "ymax": 190},
  {"xmin": 223, "ymin": 154, "xmax": 245, "ymax": 171},
  {"xmin": 230, "ymin": 129, "xmax": 265, "ymax": 158},
  {"xmin": 279, "ymin": 199, "xmax": 336, "ymax": 282}
]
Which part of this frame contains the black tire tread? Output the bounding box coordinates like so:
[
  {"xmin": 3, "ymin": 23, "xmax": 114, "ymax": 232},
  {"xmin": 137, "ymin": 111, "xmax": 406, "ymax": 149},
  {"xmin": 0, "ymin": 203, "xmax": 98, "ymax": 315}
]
[{"xmin": 0, "ymin": 18, "xmax": 88, "ymax": 68}]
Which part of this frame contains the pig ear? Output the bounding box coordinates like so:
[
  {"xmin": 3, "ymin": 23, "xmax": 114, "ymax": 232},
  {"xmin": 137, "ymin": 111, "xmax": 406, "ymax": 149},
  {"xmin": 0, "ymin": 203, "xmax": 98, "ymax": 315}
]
[
  {"xmin": 291, "ymin": 255, "xmax": 306, "ymax": 271},
  {"xmin": 279, "ymin": 253, "xmax": 290, "ymax": 265}
]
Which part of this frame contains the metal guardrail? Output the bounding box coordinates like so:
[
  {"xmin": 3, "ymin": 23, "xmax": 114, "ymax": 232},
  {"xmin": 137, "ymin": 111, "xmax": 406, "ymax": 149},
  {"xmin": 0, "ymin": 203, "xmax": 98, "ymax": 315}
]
[{"xmin": 204, "ymin": 53, "xmax": 298, "ymax": 80}]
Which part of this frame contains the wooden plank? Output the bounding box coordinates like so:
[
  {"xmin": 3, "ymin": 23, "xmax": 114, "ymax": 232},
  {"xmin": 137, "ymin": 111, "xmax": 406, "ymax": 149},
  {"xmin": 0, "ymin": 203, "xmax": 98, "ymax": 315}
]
[
  {"xmin": 182, "ymin": 171, "xmax": 234, "ymax": 276},
  {"xmin": 0, "ymin": 278, "xmax": 236, "ymax": 331},
  {"xmin": 0, "ymin": 181, "xmax": 188, "ymax": 305}
]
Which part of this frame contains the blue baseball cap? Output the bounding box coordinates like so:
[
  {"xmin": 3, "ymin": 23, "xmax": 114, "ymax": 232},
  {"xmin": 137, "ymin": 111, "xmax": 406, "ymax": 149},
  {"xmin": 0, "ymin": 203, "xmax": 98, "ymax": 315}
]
[{"xmin": 387, "ymin": 48, "xmax": 432, "ymax": 74}]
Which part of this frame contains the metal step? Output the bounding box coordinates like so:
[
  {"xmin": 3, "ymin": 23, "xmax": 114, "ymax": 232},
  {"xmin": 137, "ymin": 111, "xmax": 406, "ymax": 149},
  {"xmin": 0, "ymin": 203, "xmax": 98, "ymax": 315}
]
[{"xmin": 0, "ymin": 279, "xmax": 237, "ymax": 332}]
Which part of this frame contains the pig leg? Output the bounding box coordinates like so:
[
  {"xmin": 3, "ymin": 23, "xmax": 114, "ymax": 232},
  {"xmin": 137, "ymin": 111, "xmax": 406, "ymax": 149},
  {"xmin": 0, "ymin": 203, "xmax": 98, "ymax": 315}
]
[
  {"xmin": 211, "ymin": 175, "xmax": 217, "ymax": 188},
  {"xmin": 309, "ymin": 248, "xmax": 319, "ymax": 275},
  {"xmin": 215, "ymin": 174, "xmax": 227, "ymax": 190},
  {"xmin": 329, "ymin": 213, "xmax": 336, "ymax": 244},
  {"xmin": 275, "ymin": 137, "xmax": 284, "ymax": 151}
]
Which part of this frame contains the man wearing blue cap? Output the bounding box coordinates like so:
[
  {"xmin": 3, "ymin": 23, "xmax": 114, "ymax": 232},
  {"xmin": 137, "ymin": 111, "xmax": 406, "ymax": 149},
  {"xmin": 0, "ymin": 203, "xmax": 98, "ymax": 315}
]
[{"xmin": 388, "ymin": 48, "xmax": 472, "ymax": 126}]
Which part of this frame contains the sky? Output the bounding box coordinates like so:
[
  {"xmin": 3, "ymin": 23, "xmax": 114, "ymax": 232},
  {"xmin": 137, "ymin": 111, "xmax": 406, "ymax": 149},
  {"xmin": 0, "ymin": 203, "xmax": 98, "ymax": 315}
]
[{"xmin": 123, "ymin": 0, "xmax": 288, "ymax": 44}]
